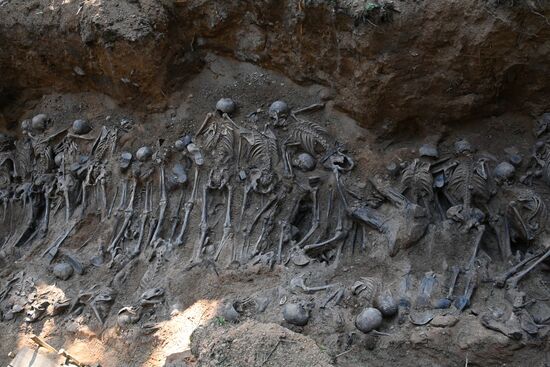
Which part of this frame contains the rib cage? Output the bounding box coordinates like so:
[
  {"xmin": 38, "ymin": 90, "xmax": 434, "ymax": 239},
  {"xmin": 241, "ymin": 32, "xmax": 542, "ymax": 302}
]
[
  {"xmin": 289, "ymin": 117, "xmax": 330, "ymax": 154},
  {"xmin": 401, "ymin": 159, "xmax": 433, "ymax": 203},
  {"xmin": 446, "ymin": 157, "xmax": 490, "ymax": 209}
]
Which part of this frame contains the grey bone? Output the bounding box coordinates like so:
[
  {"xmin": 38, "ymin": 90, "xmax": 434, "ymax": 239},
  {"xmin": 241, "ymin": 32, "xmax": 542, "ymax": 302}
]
[
  {"xmin": 290, "ymin": 274, "xmax": 334, "ymax": 294},
  {"xmin": 494, "ymin": 251, "xmax": 542, "ymax": 288},
  {"xmin": 214, "ymin": 185, "xmax": 234, "ymax": 261},
  {"xmin": 296, "ymin": 187, "xmax": 320, "ymax": 248},
  {"xmin": 42, "ymin": 222, "xmax": 77, "ymax": 263},
  {"xmin": 131, "ymin": 182, "xmax": 152, "ymax": 258},
  {"xmin": 191, "ymin": 184, "xmax": 209, "ymax": 263},
  {"xmin": 506, "ymin": 246, "xmax": 550, "ymax": 289},
  {"xmin": 149, "ymin": 165, "xmax": 167, "ymax": 246},
  {"xmin": 174, "ymin": 167, "xmax": 199, "ymax": 247},
  {"xmin": 108, "ymin": 179, "xmax": 136, "ymax": 256}
]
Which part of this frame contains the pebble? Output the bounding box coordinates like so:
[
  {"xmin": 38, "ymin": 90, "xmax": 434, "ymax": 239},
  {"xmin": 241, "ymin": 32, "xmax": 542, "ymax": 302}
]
[
  {"xmin": 136, "ymin": 146, "xmax": 153, "ymax": 162},
  {"xmin": 430, "ymin": 315, "xmax": 459, "ymax": 328}
]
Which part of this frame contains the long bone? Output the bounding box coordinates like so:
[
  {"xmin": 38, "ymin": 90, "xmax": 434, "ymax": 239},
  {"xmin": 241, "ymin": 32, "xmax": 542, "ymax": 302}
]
[
  {"xmin": 492, "ymin": 215, "xmax": 512, "ymax": 261},
  {"xmin": 174, "ymin": 167, "xmax": 199, "ymax": 247},
  {"xmin": 454, "ymin": 225, "xmax": 485, "ymax": 311},
  {"xmin": 38, "ymin": 183, "xmax": 53, "ymax": 239},
  {"xmin": 109, "ymin": 180, "xmax": 128, "ymax": 248},
  {"xmin": 214, "ymin": 185, "xmax": 233, "ymax": 261},
  {"xmin": 107, "ymin": 185, "xmax": 119, "ymax": 219},
  {"xmin": 61, "ymin": 157, "xmax": 71, "ymax": 221},
  {"xmin": 169, "ymin": 190, "xmax": 185, "ymax": 240},
  {"xmin": 296, "ymin": 186, "xmax": 320, "ymax": 248},
  {"xmin": 276, "ymin": 221, "xmax": 289, "ymax": 264},
  {"xmin": 191, "ymin": 184, "xmax": 209, "ymax": 262},
  {"xmin": 241, "ymin": 192, "xmax": 281, "ymax": 259},
  {"xmin": 196, "ymin": 113, "xmax": 214, "ymax": 136},
  {"xmin": 290, "ymin": 274, "xmax": 334, "ymax": 294},
  {"xmin": 494, "ymin": 251, "xmax": 542, "ymax": 287},
  {"xmin": 446, "ymin": 265, "xmax": 461, "ymax": 300},
  {"xmin": 252, "ymin": 215, "xmax": 270, "ymax": 257},
  {"xmin": 109, "ymin": 179, "xmax": 136, "ymax": 257},
  {"xmin": 149, "ymin": 165, "xmax": 167, "ymax": 246},
  {"xmin": 303, "ymin": 207, "xmax": 345, "ymax": 256},
  {"xmin": 130, "ymin": 182, "xmax": 151, "ymax": 258},
  {"xmin": 506, "ymin": 246, "xmax": 550, "ymax": 289},
  {"xmin": 42, "ymin": 222, "xmax": 77, "ymax": 263}
]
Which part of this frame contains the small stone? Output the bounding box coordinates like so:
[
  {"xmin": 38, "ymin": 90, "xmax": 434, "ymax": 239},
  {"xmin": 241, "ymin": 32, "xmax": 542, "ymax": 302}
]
[
  {"xmin": 187, "ymin": 143, "xmax": 204, "ymax": 166},
  {"xmin": 282, "ymin": 303, "xmax": 309, "ymax": 326},
  {"xmin": 215, "ymin": 98, "xmax": 236, "ymax": 115},
  {"xmin": 175, "ymin": 135, "xmax": 192, "ymax": 151},
  {"xmin": 419, "ymin": 144, "xmax": 439, "ymax": 158},
  {"xmin": 430, "ymin": 315, "xmax": 459, "ymax": 328},
  {"xmin": 72, "ymin": 119, "xmax": 92, "ymax": 135},
  {"xmin": 53, "ymin": 262, "xmax": 74, "ymax": 280},
  {"xmin": 136, "ymin": 146, "xmax": 153, "ymax": 162},
  {"xmin": 31, "ymin": 114, "xmax": 48, "ymax": 132},
  {"xmin": 494, "ymin": 161, "xmax": 515, "ymax": 182},
  {"xmin": 268, "ymin": 100, "xmax": 290, "ymax": 116},
  {"xmin": 433, "ymin": 298, "xmax": 452, "ymax": 309},
  {"xmin": 355, "ymin": 307, "xmax": 383, "ymax": 333},
  {"xmin": 73, "ymin": 66, "xmax": 86, "ymax": 76}
]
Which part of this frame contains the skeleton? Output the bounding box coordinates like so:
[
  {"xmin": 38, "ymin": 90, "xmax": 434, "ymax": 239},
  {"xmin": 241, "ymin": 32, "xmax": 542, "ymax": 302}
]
[
  {"xmin": 445, "ymin": 142, "xmax": 492, "ymax": 227},
  {"xmin": 493, "ymin": 188, "xmax": 547, "ymax": 260}
]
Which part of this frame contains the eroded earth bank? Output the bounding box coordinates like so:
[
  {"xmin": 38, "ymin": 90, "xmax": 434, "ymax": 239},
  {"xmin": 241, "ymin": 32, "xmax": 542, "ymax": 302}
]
[{"xmin": 0, "ymin": 1, "xmax": 549, "ymax": 366}]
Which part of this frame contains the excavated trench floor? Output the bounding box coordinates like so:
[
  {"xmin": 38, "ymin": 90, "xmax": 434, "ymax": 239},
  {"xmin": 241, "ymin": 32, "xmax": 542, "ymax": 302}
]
[{"xmin": 0, "ymin": 1, "xmax": 550, "ymax": 367}]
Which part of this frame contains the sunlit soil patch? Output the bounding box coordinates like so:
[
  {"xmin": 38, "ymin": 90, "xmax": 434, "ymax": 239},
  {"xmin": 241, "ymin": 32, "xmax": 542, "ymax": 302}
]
[{"xmin": 143, "ymin": 299, "xmax": 219, "ymax": 366}]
